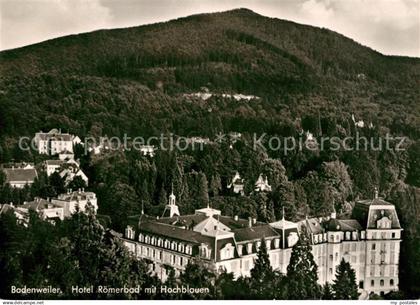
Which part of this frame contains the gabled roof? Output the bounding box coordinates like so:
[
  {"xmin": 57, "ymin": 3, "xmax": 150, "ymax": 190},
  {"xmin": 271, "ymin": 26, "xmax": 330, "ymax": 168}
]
[
  {"xmin": 4, "ymin": 168, "xmax": 37, "ymax": 183},
  {"xmin": 299, "ymin": 217, "xmax": 325, "ymax": 235},
  {"xmin": 193, "ymin": 216, "xmax": 232, "ymax": 238}
]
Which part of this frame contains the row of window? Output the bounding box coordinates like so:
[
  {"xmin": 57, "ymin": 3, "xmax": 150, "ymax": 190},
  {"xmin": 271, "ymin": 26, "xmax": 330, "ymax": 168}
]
[
  {"xmin": 371, "ymin": 232, "xmax": 398, "ymax": 240},
  {"xmin": 140, "ymin": 245, "xmax": 188, "ymax": 267},
  {"xmin": 125, "ymin": 228, "xmax": 195, "ymax": 255},
  {"xmin": 371, "ymin": 279, "xmax": 395, "ymax": 287}
]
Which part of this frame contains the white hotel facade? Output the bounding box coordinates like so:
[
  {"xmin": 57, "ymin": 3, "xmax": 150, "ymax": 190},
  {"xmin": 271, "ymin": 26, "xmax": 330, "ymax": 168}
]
[{"xmin": 121, "ymin": 192, "xmax": 402, "ymax": 297}]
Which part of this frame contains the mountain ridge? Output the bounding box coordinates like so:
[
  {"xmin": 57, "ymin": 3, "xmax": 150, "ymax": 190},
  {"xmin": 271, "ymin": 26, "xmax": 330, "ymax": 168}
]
[{"xmin": 0, "ymin": 8, "xmax": 419, "ymax": 140}]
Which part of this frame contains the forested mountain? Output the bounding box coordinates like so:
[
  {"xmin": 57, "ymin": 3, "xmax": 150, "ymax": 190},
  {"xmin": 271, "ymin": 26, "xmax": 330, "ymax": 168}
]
[
  {"xmin": 0, "ymin": 8, "xmax": 419, "ymax": 298},
  {"xmin": 0, "ymin": 8, "xmax": 419, "ymax": 140}
]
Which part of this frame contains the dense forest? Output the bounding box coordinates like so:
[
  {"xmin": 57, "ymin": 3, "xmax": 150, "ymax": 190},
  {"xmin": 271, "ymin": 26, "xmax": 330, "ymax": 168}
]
[{"xmin": 0, "ymin": 8, "xmax": 419, "ymax": 299}]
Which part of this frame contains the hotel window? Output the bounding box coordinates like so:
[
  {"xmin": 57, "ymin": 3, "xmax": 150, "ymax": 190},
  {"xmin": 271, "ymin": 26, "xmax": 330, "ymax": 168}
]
[
  {"xmin": 392, "ymin": 232, "xmax": 396, "ymax": 239},
  {"xmin": 371, "ymin": 280, "xmax": 375, "ymax": 287},
  {"xmin": 359, "ymin": 281, "xmax": 364, "ymax": 289},
  {"xmin": 390, "ymin": 279, "xmax": 394, "ymax": 286},
  {"xmin": 372, "ymin": 243, "xmax": 376, "ymax": 250},
  {"xmin": 380, "ymin": 279, "xmax": 384, "ymax": 287},
  {"xmin": 139, "ymin": 233, "xmax": 144, "ymax": 242},
  {"xmin": 237, "ymin": 245, "xmax": 243, "ymax": 256},
  {"xmin": 145, "ymin": 235, "xmax": 150, "ymax": 244},
  {"xmin": 247, "ymin": 243, "xmax": 253, "ymax": 254}
]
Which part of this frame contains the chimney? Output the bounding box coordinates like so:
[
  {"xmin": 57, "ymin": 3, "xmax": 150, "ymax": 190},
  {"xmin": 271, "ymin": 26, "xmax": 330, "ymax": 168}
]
[
  {"xmin": 252, "ymin": 218, "xmax": 257, "ymax": 224},
  {"xmin": 331, "ymin": 211, "xmax": 336, "ymax": 219},
  {"xmin": 248, "ymin": 217, "xmax": 252, "ymax": 228},
  {"xmin": 234, "ymin": 215, "xmax": 238, "ymax": 221}
]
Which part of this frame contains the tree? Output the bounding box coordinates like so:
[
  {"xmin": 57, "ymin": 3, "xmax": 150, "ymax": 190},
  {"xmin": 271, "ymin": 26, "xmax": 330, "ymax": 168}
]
[
  {"xmin": 322, "ymin": 283, "xmax": 334, "ymax": 300},
  {"xmin": 68, "ymin": 175, "xmax": 87, "ymax": 191},
  {"xmin": 249, "ymin": 238, "xmax": 275, "ymax": 298},
  {"xmin": 49, "ymin": 172, "xmax": 66, "ymax": 195},
  {"xmin": 179, "ymin": 258, "xmax": 216, "ymax": 299},
  {"xmin": 332, "ymin": 258, "xmax": 359, "ymax": 300},
  {"xmin": 286, "ymin": 228, "xmax": 320, "ymax": 299}
]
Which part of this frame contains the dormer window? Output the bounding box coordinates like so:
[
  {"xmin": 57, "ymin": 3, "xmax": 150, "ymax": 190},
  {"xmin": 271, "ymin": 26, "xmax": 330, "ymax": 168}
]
[
  {"xmin": 125, "ymin": 226, "xmax": 135, "ymax": 239},
  {"xmin": 377, "ymin": 216, "xmax": 392, "ymax": 229},
  {"xmin": 178, "ymin": 243, "xmax": 185, "ymax": 252},
  {"xmin": 237, "ymin": 244, "xmax": 243, "ymax": 256},
  {"xmin": 220, "ymin": 243, "xmax": 234, "ymax": 260},
  {"xmin": 199, "ymin": 243, "xmax": 211, "ymax": 259},
  {"xmin": 247, "ymin": 243, "xmax": 253, "ymax": 254}
]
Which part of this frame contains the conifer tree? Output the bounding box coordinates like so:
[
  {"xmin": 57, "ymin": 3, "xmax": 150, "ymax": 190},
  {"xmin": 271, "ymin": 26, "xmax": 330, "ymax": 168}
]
[
  {"xmin": 332, "ymin": 258, "xmax": 359, "ymax": 300},
  {"xmin": 286, "ymin": 228, "xmax": 321, "ymax": 299},
  {"xmin": 322, "ymin": 283, "xmax": 334, "ymax": 300},
  {"xmin": 250, "ymin": 238, "xmax": 275, "ymax": 298}
]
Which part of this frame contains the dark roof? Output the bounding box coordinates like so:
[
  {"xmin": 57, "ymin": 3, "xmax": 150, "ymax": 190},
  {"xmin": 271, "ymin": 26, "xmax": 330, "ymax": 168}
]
[
  {"xmin": 324, "ymin": 218, "xmax": 362, "ymax": 232},
  {"xmin": 4, "ymin": 168, "xmax": 37, "ymax": 183},
  {"xmin": 156, "ymin": 214, "xmax": 263, "ymax": 230},
  {"xmin": 138, "ymin": 220, "xmax": 213, "ymax": 245},
  {"xmin": 233, "ymin": 224, "xmax": 279, "ymax": 242},
  {"xmin": 352, "ymin": 198, "xmax": 400, "ymax": 229},
  {"xmin": 300, "ymin": 218, "xmax": 325, "ymax": 234}
]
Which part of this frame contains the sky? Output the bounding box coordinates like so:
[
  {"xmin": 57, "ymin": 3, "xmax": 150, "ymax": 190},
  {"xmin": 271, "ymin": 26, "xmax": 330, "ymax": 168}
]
[{"xmin": 0, "ymin": 0, "xmax": 419, "ymax": 57}]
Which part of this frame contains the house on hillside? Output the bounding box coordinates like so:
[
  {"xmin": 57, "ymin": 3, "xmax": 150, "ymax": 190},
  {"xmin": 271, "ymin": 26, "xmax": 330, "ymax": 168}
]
[
  {"xmin": 227, "ymin": 172, "xmax": 245, "ymax": 195},
  {"xmin": 3, "ymin": 167, "xmax": 38, "ymax": 188},
  {"xmin": 34, "ymin": 129, "xmax": 77, "ymax": 155},
  {"xmin": 255, "ymin": 174, "xmax": 272, "ymax": 192}
]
